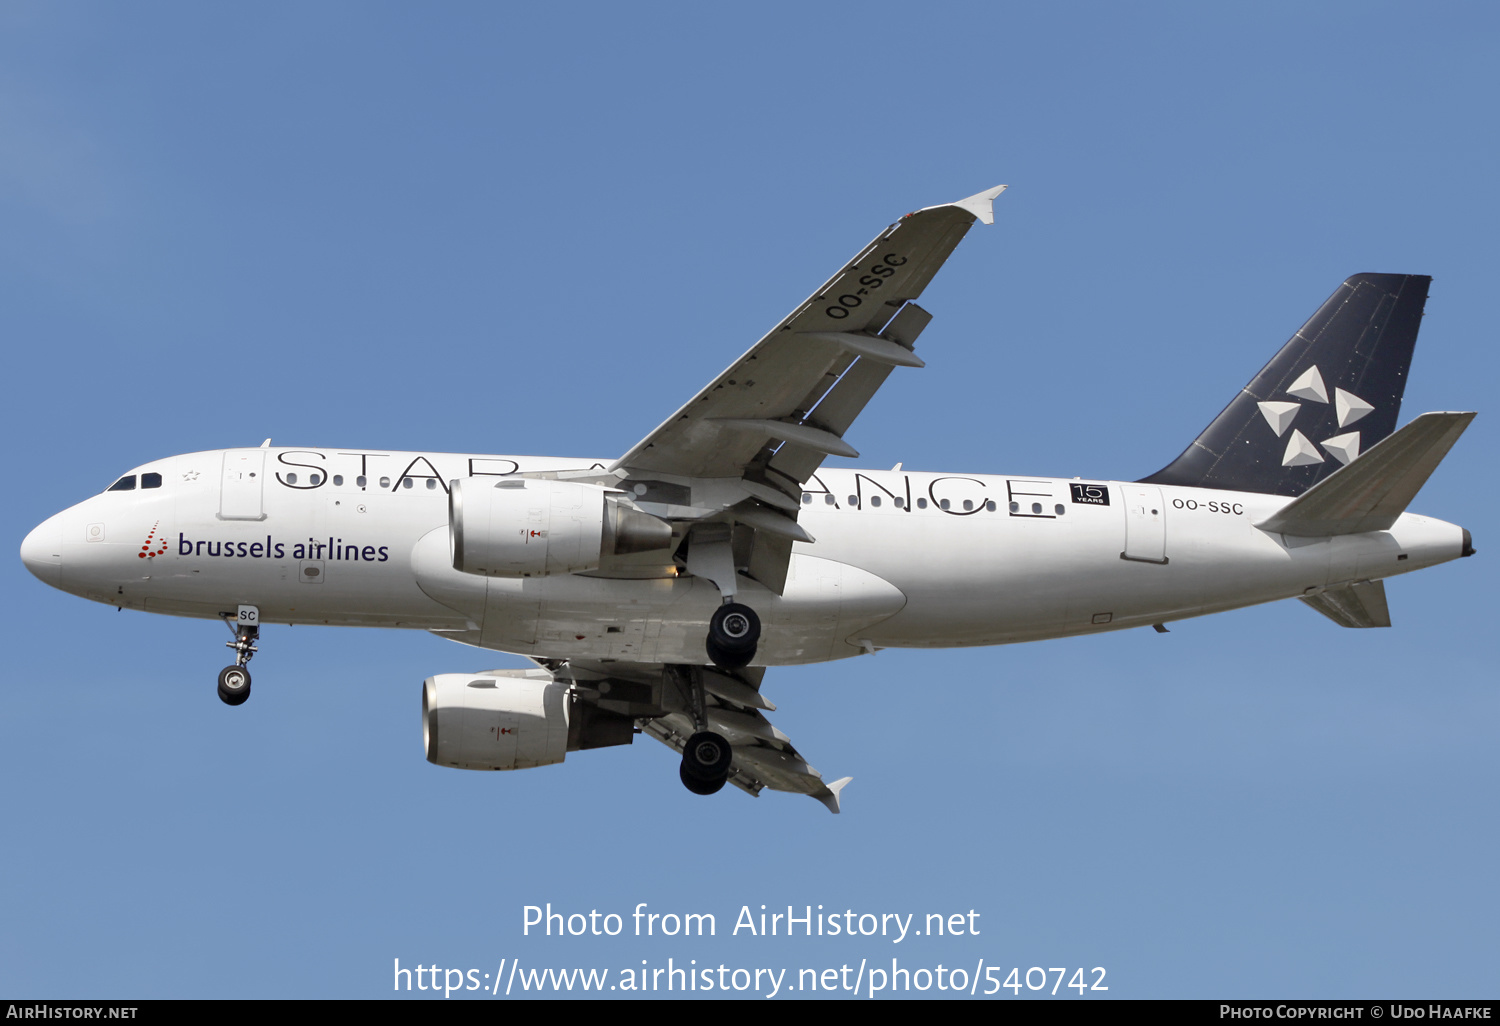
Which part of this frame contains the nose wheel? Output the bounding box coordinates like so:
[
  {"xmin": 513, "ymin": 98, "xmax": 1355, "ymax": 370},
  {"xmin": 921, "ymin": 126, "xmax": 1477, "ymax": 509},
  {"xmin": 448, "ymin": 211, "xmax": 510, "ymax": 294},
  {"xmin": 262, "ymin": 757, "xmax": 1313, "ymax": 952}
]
[
  {"xmin": 217, "ymin": 664, "xmax": 251, "ymax": 706},
  {"xmin": 706, "ymin": 602, "xmax": 760, "ymax": 668},
  {"xmin": 218, "ymin": 609, "xmax": 260, "ymax": 706}
]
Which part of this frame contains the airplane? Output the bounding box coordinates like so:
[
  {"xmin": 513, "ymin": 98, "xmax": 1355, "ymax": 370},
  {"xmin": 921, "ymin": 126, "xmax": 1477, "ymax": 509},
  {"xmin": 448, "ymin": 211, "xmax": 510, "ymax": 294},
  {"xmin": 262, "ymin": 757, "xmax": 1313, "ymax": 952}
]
[{"xmin": 19, "ymin": 185, "xmax": 1477, "ymax": 813}]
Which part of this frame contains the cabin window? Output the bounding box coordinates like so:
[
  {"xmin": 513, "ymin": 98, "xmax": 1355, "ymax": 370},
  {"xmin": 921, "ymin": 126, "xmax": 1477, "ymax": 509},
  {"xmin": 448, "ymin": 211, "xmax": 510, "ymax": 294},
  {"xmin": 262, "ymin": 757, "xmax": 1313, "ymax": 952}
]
[
  {"xmin": 1009, "ymin": 501, "xmax": 1019, "ymax": 513},
  {"xmin": 802, "ymin": 493, "xmax": 812, "ymax": 504},
  {"xmin": 357, "ymin": 476, "xmax": 367, "ymax": 488},
  {"xmin": 286, "ymin": 473, "xmax": 298, "ymax": 484},
  {"xmin": 917, "ymin": 498, "xmax": 928, "ymax": 509},
  {"xmin": 824, "ymin": 494, "xmax": 835, "ymax": 505},
  {"xmin": 848, "ymin": 495, "xmax": 857, "ymax": 506},
  {"xmin": 870, "ymin": 495, "xmax": 882, "ymax": 507},
  {"xmin": 332, "ymin": 475, "xmax": 344, "ymax": 486},
  {"xmin": 141, "ymin": 473, "xmax": 162, "ymax": 489},
  {"xmin": 893, "ymin": 497, "xmax": 905, "ymax": 509},
  {"xmin": 1055, "ymin": 504, "xmax": 1066, "ymax": 515},
  {"xmin": 107, "ymin": 475, "xmax": 136, "ymax": 492},
  {"xmin": 1031, "ymin": 502, "xmax": 1042, "ymax": 514},
  {"xmin": 939, "ymin": 499, "xmax": 951, "ymax": 510},
  {"xmin": 379, "ymin": 477, "xmax": 391, "ymax": 488},
  {"xmin": 426, "ymin": 479, "xmax": 438, "ymax": 490},
  {"xmin": 985, "ymin": 500, "xmax": 996, "ymax": 512},
  {"xmin": 309, "ymin": 474, "xmax": 322, "ymax": 486},
  {"xmin": 402, "ymin": 478, "xmax": 414, "ymax": 489},
  {"xmin": 962, "ymin": 499, "xmax": 973, "ymax": 511}
]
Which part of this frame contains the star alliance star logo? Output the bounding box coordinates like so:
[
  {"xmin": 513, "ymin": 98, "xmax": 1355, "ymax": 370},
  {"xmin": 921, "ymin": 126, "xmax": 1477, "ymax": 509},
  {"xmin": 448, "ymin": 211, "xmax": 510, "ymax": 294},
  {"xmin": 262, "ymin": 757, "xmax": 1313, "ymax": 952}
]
[
  {"xmin": 1256, "ymin": 365, "xmax": 1373, "ymax": 468},
  {"xmin": 182, "ymin": 470, "xmax": 200, "ymax": 481}
]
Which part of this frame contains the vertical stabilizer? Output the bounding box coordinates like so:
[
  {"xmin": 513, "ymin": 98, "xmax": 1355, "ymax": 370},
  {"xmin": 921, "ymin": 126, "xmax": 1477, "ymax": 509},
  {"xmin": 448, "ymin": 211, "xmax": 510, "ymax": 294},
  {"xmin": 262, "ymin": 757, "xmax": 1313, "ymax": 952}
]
[{"xmin": 1142, "ymin": 273, "xmax": 1430, "ymax": 496}]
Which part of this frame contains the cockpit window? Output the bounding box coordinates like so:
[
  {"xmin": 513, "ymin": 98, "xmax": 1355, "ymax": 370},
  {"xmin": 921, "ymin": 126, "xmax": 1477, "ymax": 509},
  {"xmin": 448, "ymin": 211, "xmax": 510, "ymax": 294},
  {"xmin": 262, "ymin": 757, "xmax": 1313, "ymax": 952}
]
[
  {"xmin": 142, "ymin": 473, "xmax": 162, "ymax": 489},
  {"xmin": 107, "ymin": 475, "xmax": 137, "ymax": 492}
]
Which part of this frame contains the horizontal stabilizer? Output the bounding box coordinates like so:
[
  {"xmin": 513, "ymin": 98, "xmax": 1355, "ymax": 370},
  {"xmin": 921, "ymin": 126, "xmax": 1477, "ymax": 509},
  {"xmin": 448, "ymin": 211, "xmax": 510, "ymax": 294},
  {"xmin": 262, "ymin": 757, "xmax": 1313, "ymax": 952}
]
[
  {"xmin": 1256, "ymin": 412, "xmax": 1475, "ymax": 537},
  {"xmin": 1300, "ymin": 580, "xmax": 1391, "ymax": 628}
]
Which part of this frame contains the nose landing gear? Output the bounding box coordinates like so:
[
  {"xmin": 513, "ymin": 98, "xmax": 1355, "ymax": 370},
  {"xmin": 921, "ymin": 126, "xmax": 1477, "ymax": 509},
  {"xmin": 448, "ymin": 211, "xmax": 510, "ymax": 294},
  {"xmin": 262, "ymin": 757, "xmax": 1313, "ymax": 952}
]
[{"xmin": 217, "ymin": 606, "xmax": 259, "ymax": 706}]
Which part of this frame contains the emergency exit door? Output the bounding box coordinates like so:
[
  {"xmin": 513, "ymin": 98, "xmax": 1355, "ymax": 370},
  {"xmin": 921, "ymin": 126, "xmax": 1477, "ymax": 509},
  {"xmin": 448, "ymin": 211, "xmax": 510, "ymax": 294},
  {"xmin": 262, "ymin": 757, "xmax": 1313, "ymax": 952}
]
[{"xmin": 1121, "ymin": 485, "xmax": 1167, "ymax": 564}]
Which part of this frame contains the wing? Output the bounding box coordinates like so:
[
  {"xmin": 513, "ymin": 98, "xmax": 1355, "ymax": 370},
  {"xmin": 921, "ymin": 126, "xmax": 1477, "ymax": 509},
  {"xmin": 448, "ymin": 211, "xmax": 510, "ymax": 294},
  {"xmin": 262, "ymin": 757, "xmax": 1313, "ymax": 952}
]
[
  {"xmin": 600, "ymin": 185, "xmax": 1005, "ymax": 594},
  {"xmin": 614, "ymin": 184, "xmax": 1005, "ymax": 485},
  {"xmin": 542, "ymin": 657, "xmax": 852, "ymax": 813}
]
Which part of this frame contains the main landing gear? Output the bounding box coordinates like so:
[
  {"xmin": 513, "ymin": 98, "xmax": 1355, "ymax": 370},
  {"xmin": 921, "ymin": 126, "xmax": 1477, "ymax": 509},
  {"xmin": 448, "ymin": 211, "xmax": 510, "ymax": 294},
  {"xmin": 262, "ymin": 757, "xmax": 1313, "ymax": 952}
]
[
  {"xmin": 217, "ymin": 608, "xmax": 259, "ymax": 706},
  {"xmin": 669, "ymin": 664, "xmax": 735, "ymax": 796},
  {"xmin": 679, "ymin": 731, "xmax": 733, "ymax": 795},
  {"xmin": 706, "ymin": 601, "xmax": 760, "ymax": 669},
  {"xmin": 685, "ymin": 526, "xmax": 761, "ymax": 669}
]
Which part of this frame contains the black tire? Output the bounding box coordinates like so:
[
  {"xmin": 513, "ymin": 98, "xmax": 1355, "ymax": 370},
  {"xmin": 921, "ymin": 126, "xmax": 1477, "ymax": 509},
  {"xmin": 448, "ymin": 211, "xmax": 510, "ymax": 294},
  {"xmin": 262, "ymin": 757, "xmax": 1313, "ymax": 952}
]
[
  {"xmin": 681, "ymin": 730, "xmax": 733, "ymax": 782},
  {"xmin": 709, "ymin": 603, "xmax": 760, "ymax": 651},
  {"xmin": 706, "ymin": 603, "xmax": 759, "ymax": 667},
  {"xmin": 680, "ymin": 763, "xmax": 726, "ymax": 795},
  {"xmin": 705, "ymin": 635, "xmax": 749, "ymax": 669},
  {"xmin": 217, "ymin": 665, "xmax": 251, "ymax": 706}
]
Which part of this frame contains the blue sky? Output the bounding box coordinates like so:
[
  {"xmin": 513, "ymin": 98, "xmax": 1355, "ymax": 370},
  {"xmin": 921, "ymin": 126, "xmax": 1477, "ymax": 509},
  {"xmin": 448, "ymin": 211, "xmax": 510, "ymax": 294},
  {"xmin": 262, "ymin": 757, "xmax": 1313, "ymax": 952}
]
[{"xmin": 2, "ymin": 1, "xmax": 1496, "ymax": 999}]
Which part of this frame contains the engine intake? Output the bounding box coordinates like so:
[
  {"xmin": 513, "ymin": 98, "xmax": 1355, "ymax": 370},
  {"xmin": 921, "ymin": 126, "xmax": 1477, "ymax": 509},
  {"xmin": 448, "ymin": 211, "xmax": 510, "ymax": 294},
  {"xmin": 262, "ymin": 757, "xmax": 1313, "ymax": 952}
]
[{"xmin": 449, "ymin": 477, "xmax": 672, "ymax": 577}]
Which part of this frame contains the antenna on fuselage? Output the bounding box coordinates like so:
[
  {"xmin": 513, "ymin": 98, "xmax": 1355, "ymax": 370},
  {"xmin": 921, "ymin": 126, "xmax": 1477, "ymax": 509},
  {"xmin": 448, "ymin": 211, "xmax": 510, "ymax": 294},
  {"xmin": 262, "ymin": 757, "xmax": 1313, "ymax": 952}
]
[{"xmin": 260, "ymin": 439, "xmax": 271, "ymax": 448}]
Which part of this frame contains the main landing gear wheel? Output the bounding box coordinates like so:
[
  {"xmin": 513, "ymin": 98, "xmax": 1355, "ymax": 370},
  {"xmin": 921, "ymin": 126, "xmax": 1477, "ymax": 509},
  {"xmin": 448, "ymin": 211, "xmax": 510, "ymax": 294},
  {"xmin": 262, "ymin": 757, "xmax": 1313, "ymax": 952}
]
[
  {"xmin": 217, "ymin": 665, "xmax": 251, "ymax": 706},
  {"xmin": 679, "ymin": 730, "xmax": 733, "ymax": 795},
  {"xmin": 706, "ymin": 602, "xmax": 760, "ymax": 669},
  {"xmin": 679, "ymin": 764, "xmax": 726, "ymax": 796}
]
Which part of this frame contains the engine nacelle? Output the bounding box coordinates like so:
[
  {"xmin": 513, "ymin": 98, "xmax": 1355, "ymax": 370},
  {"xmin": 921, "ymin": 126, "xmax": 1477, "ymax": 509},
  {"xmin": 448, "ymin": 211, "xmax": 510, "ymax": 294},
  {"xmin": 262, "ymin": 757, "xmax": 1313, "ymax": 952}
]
[
  {"xmin": 423, "ymin": 671, "xmax": 637, "ymax": 771},
  {"xmin": 449, "ymin": 477, "xmax": 672, "ymax": 577},
  {"xmin": 423, "ymin": 671, "xmax": 571, "ymax": 770}
]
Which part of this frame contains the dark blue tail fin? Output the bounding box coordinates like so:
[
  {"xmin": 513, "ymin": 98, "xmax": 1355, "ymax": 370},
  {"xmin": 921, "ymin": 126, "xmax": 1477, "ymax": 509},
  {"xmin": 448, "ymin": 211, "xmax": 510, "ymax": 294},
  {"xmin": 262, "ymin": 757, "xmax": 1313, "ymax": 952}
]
[{"xmin": 1141, "ymin": 273, "xmax": 1431, "ymax": 497}]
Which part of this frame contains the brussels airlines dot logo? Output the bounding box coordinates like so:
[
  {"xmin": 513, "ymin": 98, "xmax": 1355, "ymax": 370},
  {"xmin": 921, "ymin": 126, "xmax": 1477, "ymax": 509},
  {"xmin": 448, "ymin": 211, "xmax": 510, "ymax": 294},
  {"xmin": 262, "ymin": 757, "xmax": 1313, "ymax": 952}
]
[{"xmin": 139, "ymin": 521, "xmax": 168, "ymax": 559}]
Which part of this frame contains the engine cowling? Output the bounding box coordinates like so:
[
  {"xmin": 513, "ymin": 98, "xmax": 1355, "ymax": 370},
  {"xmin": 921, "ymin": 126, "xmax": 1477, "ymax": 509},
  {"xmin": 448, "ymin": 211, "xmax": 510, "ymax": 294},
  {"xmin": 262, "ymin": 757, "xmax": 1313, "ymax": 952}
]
[
  {"xmin": 423, "ymin": 671, "xmax": 637, "ymax": 771},
  {"xmin": 423, "ymin": 672, "xmax": 570, "ymax": 770},
  {"xmin": 449, "ymin": 477, "xmax": 672, "ymax": 578}
]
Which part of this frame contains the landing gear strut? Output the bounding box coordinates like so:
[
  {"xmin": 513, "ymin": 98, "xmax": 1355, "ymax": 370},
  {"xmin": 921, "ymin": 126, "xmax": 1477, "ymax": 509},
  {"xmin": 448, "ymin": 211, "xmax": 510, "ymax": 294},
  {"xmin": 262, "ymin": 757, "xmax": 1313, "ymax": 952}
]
[{"xmin": 218, "ymin": 610, "xmax": 259, "ymax": 706}]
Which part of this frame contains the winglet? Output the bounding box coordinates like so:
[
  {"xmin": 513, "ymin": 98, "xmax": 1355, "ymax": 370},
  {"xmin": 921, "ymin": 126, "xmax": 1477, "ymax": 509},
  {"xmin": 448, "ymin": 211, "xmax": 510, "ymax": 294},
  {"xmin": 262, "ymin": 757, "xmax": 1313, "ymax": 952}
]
[
  {"xmin": 816, "ymin": 776, "xmax": 853, "ymax": 814},
  {"xmin": 945, "ymin": 184, "xmax": 1007, "ymax": 225}
]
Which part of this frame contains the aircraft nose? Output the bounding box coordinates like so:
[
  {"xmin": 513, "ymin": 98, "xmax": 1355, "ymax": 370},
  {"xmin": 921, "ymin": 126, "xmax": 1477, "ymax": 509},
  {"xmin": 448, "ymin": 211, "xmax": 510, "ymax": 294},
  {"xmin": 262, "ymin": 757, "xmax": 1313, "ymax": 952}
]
[{"xmin": 20, "ymin": 513, "xmax": 64, "ymax": 587}]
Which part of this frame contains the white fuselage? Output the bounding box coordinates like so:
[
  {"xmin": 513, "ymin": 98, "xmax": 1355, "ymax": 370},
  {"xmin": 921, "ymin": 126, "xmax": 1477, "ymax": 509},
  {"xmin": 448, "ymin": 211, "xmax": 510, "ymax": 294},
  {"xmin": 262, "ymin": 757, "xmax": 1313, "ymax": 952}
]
[{"xmin": 24, "ymin": 447, "xmax": 1467, "ymax": 666}]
